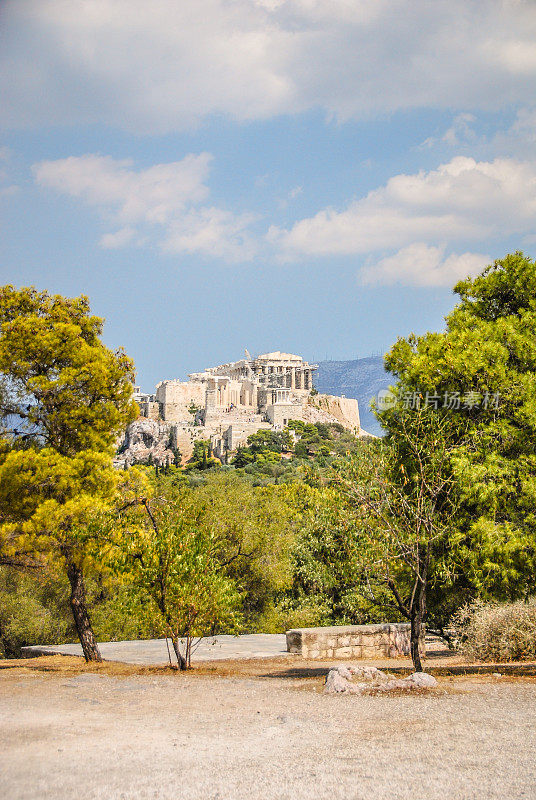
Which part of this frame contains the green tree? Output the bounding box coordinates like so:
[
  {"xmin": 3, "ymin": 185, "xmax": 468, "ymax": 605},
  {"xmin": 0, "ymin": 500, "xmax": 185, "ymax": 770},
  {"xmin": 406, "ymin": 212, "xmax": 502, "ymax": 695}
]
[
  {"xmin": 383, "ymin": 252, "xmax": 536, "ymax": 609},
  {"xmin": 334, "ymin": 407, "xmax": 460, "ymax": 671},
  {"xmin": 0, "ymin": 286, "xmax": 137, "ymax": 660},
  {"xmin": 114, "ymin": 471, "xmax": 296, "ymax": 665},
  {"xmin": 231, "ymin": 445, "xmax": 255, "ymax": 468},
  {"xmin": 277, "ymin": 482, "xmax": 364, "ymax": 628},
  {"xmin": 231, "ymin": 429, "xmax": 293, "ymax": 467},
  {"xmin": 172, "ymin": 446, "xmax": 182, "ymax": 467},
  {"xmin": 116, "ymin": 488, "xmax": 242, "ymax": 669},
  {"xmin": 192, "ymin": 473, "xmax": 297, "ymax": 628},
  {"xmin": 186, "ymin": 439, "xmax": 220, "ymax": 470},
  {"xmin": 0, "ymin": 565, "xmax": 73, "ymax": 658}
]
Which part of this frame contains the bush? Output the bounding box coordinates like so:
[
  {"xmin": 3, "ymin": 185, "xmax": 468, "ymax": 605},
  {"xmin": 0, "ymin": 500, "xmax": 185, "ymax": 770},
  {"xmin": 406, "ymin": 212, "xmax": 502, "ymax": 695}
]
[
  {"xmin": 0, "ymin": 568, "xmax": 74, "ymax": 657},
  {"xmin": 0, "ymin": 567, "xmax": 162, "ymax": 657},
  {"xmin": 451, "ymin": 598, "xmax": 536, "ymax": 661},
  {"xmin": 257, "ymin": 597, "xmax": 332, "ymax": 633}
]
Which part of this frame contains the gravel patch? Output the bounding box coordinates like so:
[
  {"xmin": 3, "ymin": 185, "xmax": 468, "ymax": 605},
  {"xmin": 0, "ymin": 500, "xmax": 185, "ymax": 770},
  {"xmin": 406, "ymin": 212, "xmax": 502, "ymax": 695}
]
[{"xmin": 1, "ymin": 669, "xmax": 535, "ymax": 800}]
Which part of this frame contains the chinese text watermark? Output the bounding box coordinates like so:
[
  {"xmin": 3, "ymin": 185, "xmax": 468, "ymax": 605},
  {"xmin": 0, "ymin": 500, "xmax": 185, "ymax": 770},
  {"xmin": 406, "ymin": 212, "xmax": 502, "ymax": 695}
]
[{"xmin": 377, "ymin": 389, "xmax": 500, "ymax": 412}]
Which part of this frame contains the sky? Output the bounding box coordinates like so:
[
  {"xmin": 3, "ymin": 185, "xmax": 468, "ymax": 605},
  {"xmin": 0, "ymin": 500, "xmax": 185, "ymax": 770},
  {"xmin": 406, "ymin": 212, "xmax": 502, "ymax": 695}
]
[{"xmin": 1, "ymin": 0, "xmax": 535, "ymax": 391}]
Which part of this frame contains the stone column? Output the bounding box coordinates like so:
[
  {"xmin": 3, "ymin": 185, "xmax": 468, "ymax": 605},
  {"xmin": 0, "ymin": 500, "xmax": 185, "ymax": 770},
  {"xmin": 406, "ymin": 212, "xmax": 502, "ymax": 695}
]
[{"xmin": 291, "ymin": 368, "xmax": 296, "ymax": 389}]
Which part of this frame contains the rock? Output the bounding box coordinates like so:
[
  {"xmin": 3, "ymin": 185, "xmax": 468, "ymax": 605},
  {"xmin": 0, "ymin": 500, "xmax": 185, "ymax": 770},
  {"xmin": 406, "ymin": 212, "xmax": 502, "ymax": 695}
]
[
  {"xmin": 406, "ymin": 672, "xmax": 438, "ymax": 688},
  {"xmin": 324, "ymin": 665, "xmax": 367, "ymax": 694},
  {"xmin": 114, "ymin": 417, "xmax": 175, "ymax": 467},
  {"xmin": 324, "ymin": 665, "xmax": 437, "ymax": 694},
  {"xmin": 332, "ymin": 664, "xmax": 354, "ymax": 681},
  {"xmin": 347, "ymin": 665, "xmax": 390, "ymax": 683}
]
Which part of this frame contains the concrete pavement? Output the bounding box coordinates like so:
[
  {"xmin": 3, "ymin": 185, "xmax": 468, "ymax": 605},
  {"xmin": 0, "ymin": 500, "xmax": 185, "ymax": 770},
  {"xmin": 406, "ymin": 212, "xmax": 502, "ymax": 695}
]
[{"xmin": 22, "ymin": 633, "xmax": 289, "ymax": 665}]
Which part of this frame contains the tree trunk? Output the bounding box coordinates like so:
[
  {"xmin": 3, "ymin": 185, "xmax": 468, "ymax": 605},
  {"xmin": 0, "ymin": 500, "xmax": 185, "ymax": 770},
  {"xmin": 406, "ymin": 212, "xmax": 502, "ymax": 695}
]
[
  {"xmin": 171, "ymin": 636, "xmax": 187, "ymax": 670},
  {"xmin": 410, "ymin": 582, "xmax": 426, "ymax": 673},
  {"xmin": 66, "ymin": 561, "xmax": 102, "ymax": 662}
]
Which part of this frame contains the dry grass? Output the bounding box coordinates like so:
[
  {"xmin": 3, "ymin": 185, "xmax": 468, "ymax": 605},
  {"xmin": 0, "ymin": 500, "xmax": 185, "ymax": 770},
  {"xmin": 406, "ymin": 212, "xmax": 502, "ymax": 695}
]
[
  {"xmin": 3, "ymin": 649, "xmax": 536, "ymax": 684},
  {"xmin": 452, "ymin": 598, "xmax": 536, "ymax": 661},
  {"xmin": 0, "ymin": 654, "xmax": 173, "ymax": 678},
  {"xmin": 0, "ymin": 653, "xmax": 421, "ymax": 681}
]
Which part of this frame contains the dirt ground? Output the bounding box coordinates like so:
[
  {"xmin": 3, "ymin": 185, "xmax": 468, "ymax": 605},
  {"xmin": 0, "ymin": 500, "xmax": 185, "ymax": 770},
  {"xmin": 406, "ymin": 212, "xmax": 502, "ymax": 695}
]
[{"xmin": 1, "ymin": 656, "xmax": 535, "ymax": 800}]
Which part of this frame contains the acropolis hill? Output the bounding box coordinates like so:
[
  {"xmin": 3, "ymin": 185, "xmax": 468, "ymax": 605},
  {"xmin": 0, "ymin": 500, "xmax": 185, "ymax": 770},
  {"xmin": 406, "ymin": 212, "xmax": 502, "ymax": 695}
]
[{"xmin": 116, "ymin": 350, "xmax": 363, "ymax": 466}]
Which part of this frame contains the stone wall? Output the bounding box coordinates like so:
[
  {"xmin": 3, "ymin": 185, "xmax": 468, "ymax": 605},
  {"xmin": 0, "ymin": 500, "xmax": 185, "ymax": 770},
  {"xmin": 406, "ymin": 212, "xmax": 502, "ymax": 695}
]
[
  {"xmin": 155, "ymin": 380, "xmax": 206, "ymax": 423},
  {"xmin": 286, "ymin": 624, "xmax": 422, "ymax": 659},
  {"xmin": 136, "ymin": 400, "xmax": 160, "ymax": 420},
  {"xmin": 265, "ymin": 401, "xmax": 302, "ymax": 428}
]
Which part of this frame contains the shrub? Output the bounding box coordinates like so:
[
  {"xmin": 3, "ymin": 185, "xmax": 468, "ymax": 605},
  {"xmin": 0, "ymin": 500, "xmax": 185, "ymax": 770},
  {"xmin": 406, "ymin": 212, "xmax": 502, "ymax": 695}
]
[
  {"xmin": 258, "ymin": 597, "xmax": 332, "ymax": 633},
  {"xmin": 451, "ymin": 598, "xmax": 536, "ymax": 661},
  {"xmin": 0, "ymin": 568, "xmax": 74, "ymax": 657}
]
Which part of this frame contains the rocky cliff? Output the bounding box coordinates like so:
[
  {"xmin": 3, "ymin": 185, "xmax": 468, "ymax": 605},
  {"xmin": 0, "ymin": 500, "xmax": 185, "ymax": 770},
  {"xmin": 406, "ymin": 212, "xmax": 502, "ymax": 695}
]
[
  {"xmin": 114, "ymin": 417, "xmax": 176, "ymax": 467},
  {"xmin": 303, "ymin": 394, "xmax": 362, "ymax": 434}
]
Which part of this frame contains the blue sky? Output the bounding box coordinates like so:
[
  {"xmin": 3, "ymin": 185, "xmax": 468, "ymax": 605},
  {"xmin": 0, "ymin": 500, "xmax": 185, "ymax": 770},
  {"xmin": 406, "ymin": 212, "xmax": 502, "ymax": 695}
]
[{"xmin": 1, "ymin": 1, "xmax": 535, "ymax": 391}]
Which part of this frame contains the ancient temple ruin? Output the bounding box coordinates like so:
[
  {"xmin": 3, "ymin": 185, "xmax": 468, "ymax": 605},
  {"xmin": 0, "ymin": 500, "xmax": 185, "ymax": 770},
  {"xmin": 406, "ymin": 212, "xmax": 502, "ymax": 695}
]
[{"xmin": 119, "ymin": 350, "xmax": 362, "ymax": 465}]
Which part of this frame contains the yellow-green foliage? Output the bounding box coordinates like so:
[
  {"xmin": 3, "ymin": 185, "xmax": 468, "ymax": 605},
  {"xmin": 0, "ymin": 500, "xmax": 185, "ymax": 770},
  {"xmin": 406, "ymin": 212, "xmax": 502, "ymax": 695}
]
[
  {"xmin": 0, "ymin": 286, "xmax": 137, "ymax": 456},
  {"xmin": 114, "ymin": 484, "xmax": 243, "ymax": 665},
  {"xmin": 113, "ymin": 472, "xmax": 299, "ymax": 642},
  {"xmin": 0, "ymin": 286, "xmax": 140, "ymax": 659},
  {"xmin": 0, "ymin": 565, "xmax": 74, "ymax": 657},
  {"xmin": 0, "ymin": 286, "xmax": 138, "ymax": 570}
]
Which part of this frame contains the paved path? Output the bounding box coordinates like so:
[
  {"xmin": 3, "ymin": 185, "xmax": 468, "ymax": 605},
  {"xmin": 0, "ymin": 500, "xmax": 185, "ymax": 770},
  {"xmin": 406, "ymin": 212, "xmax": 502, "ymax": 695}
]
[{"xmin": 22, "ymin": 633, "xmax": 289, "ymax": 665}]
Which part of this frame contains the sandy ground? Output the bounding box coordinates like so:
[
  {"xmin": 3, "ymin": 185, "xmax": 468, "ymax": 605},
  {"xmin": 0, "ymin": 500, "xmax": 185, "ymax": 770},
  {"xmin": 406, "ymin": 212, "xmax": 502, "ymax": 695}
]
[{"xmin": 1, "ymin": 658, "xmax": 535, "ymax": 800}]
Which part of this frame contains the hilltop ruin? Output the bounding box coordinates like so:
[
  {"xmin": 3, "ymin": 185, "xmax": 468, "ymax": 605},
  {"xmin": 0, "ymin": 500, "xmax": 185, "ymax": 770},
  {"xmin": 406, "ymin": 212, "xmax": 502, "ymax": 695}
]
[{"xmin": 116, "ymin": 350, "xmax": 363, "ymax": 466}]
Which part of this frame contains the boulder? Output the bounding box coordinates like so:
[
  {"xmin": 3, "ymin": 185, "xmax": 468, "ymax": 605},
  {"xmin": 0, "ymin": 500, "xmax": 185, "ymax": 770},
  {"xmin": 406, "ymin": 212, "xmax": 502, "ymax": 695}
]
[
  {"xmin": 324, "ymin": 665, "xmax": 361, "ymax": 694},
  {"xmin": 324, "ymin": 665, "xmax": 437, "ymax": 694},
  {"xmin": 346, "ymin": 665, "xmax": 390, "ymax": 683},
  {"xmin": 406, "ymin": 671, "xmax": 438, "ymax": 688}
]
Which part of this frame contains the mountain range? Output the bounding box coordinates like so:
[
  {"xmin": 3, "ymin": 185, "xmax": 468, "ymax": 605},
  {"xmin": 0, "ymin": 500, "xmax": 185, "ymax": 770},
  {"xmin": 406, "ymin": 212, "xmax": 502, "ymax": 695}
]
[{"xmin": 315, "ymin": 356, "xmax": 392, "ymax": 437}]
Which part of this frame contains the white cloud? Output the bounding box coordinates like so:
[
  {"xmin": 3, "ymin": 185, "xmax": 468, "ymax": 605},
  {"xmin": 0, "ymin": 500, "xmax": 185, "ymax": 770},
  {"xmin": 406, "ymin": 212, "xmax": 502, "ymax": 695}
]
[
  {"xmin": 163, "ymin": 208, "xmax": 258, "ymax": 262},
  {"xmin": 278, "ymin": 185, "xmax": 303, "ymax": 209},
  {"xmin": 34, "ymin": 153, "xmax": 256, "ymax": 261},
  {"xmin": 421, "ymin": 106, "xmax": 536, "ymax": 158},
  {"xmin": 30, "ymin": 149, "xmax": 536, "ymax": 283},
  {"xmin": 487, "ymin": 107, "xmax": 536, "ymax": 158},
  {"xmin": 1, "ymin": 1, "xmax": 536, "ymax": 132},
  {"xmin": 269, "ymin": 156, "xmax": 536, "ymax": 257},
  {"xmin": 442, "ymin": 115, "xmax": 477, "ymax": 147},
  {"xmin": 360, "ymin": 244, "xmax": 490, "ymax": 287},
  {"xmin": 510, "ymin": 107, "xmax": 536, "ymax": 142},
  {"xmin": 422, "ymin": 114, "xmax": 478, "ymax": 149},
  {"xmin": 34, "ymin": 154, "xmax": 212, "ymax": 224},
  {"xmin": 99, "ymin": 227, "xmax": 137, "ymax": 249}
]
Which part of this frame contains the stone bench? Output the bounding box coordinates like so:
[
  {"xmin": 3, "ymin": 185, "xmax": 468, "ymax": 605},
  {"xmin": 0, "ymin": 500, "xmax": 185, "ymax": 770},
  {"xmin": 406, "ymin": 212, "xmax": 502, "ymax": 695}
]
[{"xmin": 286, "ymin": 623, "xmax": 418, "ymax": 660}]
